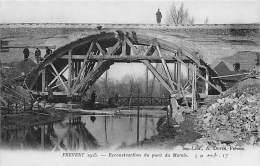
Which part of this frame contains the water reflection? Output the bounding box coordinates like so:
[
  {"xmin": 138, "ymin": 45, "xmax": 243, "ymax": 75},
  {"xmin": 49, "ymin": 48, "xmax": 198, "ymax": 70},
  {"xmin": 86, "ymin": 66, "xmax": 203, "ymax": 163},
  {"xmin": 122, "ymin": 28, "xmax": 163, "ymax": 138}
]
[
  {"xmin": 83, "ymin": 115, "xmax": 159, "ymax": 148},
  {"xmin": 1, "ymin": 115, "xmax": 159, "ymax": 150}
]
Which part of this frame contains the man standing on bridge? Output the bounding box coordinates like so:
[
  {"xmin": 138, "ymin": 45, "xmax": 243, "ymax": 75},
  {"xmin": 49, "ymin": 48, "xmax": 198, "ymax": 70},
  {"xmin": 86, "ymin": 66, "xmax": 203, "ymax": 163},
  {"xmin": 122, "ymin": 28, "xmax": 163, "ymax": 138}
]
[
  {"xmin": 44, "ymin": 46, "xmax": 52, "ymax": 58},
  {"xmin": 90, "ymin": 90, "xmax": 97, "ymax": 108},
  {"xmin": 156, "ymin": 8, "xmax": 162, "ymax": 24},
  {"xmin": 23, "ymin": 47, "xmax": 29, "ymax": 61},
  {"xmin": 35, "ymin": 48, "xmax": 41, "ymax": 64}
]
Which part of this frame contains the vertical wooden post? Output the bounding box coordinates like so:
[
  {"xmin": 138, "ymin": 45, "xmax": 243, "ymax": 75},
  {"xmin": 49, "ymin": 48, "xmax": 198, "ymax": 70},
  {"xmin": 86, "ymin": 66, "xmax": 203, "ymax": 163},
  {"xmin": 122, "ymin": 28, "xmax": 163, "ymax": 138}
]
[
  {"xmin": 144, "ymin": 114, "xmax": 148, "ymax": 139},
  {"xmin": 145, "ymin": 67, "xmax": 149, "ymax": 97},
  {"xmin": 74, "ymin": 61, "xmax": 77, "ymax": 77},
  {"xmin": 175, "ymin": 62, "xmax": 181, "ymax": 91},
  {"xmin": 205, "ymin": 68, "xmax": 209, "ymax": 95},
  {"xmin": 122, "ymin": 38, "xmax": 126, "ymax": 56},
  {"xmin": 136, "ymin": 88, "xmax": 140, "ymax": 144},
  {"xmin": 105, "ymin": 71, "xmax": 108, "ymax": 98},
  {"xmin": 192, "ymin": 64, "xmax": 197, "ymax": 110},
  {"xmin": 137, "ymin": 107, "xmax": 140, "ymax": 144},
  {"xmin": 187, "ymin": 63, "xmax": 190, "ymax": 81},
  {"xmin": 104, "ymin": 116, "xmax": 108, "ymax": 144},
  {"xmin": 42, "ymin": 69, "xmax": 45, "ymax": 92},
  {"xmin": 68, "ymin": 49, "xmax": 72, "ymax": 97}
]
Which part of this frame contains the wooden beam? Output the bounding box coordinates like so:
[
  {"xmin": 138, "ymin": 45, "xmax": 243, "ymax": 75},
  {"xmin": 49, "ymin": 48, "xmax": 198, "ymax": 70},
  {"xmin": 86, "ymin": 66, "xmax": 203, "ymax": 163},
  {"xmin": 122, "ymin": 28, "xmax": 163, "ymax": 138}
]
[
  {"xmin": 145, "ymin": 67, "xmax": 149, "ymax": 97},
  {"xmin": 51, "ymin": 77, "xmax": 77, "ymax": 90},
  {"xmin": 72, "ymin": 42, "xmax": 94, "ymax": 90},
  {"xmin": 176, "ymin": 51, "xmax": 182, "ymax": 91},
  {"xmin": 197, "ymin": 72, "xmax": 222, "ymax": 94},
  {"xmin": 30, "ymin": 91, "xmax": 79, "ymax": 96},
  {"xmin": 42, "ymin": 69, "xmax": 45, "ymax": 92},
  {"xmin": 60, "ymin": 54, "xmax": 186, "ymax": 62},
  {"xmin": 48, "ymin": 65, "xmax": 68, "ymax": 87},
  {"xmin": 96, "ymin": 42, "xmax": 106, "ymax": 56},
  {"xmin": 121, "ymin": 39, "xmax": 126, "ymax": 56},
  {"xmin": 156, "ymin": 45, "xmax": 177, "ymax": 90},
  {"xmin": 107, "ymin": 41, "xmax": 121, "ymax": 55},
  {"xmin": 191, "ymin": 64, "xmax": 197, "ymax": 110},
  {"xmin": 143, "ymin": 45, "xmax": 154, "ymax": 57},
  {"xmin": 205, "ymin": 69, "xmax": 209, "ymax": 95},
  {"xmin": 72, "ymin": 61, "xmax": 106, "ymax": 93},
  {"xmin": 125, "ymin": 37, "xmax": 138, "ymax": 55},
  {"xmin": 141, "ymin": 60, "xmax": 173, "ymax": 93},
  {"xmin": 68, "ymin": 49, "xmax": 72, "ymax": 96},
  {"xmin": 50, "ymin": 63, "xmax": 69, "ymax": 93},
  {"xmin": 78, "ymin": 61, "xmax": 113, "ymax": 94}
]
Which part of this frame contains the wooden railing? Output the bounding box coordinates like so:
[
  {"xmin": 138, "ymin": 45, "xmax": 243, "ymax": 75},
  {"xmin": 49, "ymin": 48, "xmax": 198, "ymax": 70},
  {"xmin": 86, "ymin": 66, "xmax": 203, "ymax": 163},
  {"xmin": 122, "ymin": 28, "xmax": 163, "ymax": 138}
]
[{"xmin": 98, "ymin": 96, "xmax": 170, "ymax": 106}]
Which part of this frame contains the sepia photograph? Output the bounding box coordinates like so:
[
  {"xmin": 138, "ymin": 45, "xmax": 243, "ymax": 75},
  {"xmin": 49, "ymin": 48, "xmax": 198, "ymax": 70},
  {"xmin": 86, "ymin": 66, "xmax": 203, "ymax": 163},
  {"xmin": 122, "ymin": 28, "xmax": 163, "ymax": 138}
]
[{"xmin": 0, "ymin": 0, "xmax": 259, "ymax": 165}]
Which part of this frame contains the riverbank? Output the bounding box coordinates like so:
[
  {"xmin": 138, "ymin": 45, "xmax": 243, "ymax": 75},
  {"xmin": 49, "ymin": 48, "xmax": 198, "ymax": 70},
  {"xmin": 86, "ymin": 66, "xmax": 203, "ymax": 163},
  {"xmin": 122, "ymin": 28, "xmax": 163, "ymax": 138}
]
[
  {"xmin": 1, "ymin": 108, "xmax": 74, "ymax": 130},
  {"xmin": 125, "ymin": 78, "xmax": 260, "ymax": 149},
  {"xmin": 125, "ymin": 113, "xmax": 201, "ymax": 149}
]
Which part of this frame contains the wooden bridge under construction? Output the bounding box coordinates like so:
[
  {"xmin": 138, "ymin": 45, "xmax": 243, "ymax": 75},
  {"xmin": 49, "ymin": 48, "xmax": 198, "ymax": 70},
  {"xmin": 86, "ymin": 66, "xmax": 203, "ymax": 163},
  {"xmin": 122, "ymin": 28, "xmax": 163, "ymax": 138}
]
[{"xmin": 1, "ymin": 23, "xmax": 259, "ymax": 113}]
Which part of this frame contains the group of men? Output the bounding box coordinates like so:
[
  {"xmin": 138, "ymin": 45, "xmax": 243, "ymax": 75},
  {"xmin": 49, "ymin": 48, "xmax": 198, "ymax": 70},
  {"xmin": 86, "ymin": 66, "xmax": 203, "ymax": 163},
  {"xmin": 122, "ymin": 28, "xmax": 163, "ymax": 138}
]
[{"xmin": 23, "ymin": 47, "xmax": 52, "ymax": 63}]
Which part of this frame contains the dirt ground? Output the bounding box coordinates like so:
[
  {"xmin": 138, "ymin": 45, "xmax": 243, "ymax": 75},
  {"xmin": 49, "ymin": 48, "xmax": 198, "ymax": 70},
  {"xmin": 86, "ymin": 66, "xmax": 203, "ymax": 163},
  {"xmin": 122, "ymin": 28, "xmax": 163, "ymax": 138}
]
[{"xmin": 125, "ymin": 113, "xmax": 201, "ymax": 149}]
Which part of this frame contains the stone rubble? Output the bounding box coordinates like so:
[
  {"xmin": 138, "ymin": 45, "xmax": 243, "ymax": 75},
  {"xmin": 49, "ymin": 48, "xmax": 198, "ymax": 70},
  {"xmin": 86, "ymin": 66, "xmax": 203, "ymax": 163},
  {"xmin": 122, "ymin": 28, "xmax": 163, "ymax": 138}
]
[{"xmin": 195, "ymin": 79, "xmax": 260, "ymax": 147}]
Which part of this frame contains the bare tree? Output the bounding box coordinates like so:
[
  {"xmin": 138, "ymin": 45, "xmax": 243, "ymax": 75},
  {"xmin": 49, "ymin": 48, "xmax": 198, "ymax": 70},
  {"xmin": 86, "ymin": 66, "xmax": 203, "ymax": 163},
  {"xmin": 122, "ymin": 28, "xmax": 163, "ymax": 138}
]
[
  {"xmin": 166, "ymin": 2, "xmax": 194, "ymax": 25},
  {"xmin": 204, "ymin": 17, "xmax": 209, "ymax": 24}
]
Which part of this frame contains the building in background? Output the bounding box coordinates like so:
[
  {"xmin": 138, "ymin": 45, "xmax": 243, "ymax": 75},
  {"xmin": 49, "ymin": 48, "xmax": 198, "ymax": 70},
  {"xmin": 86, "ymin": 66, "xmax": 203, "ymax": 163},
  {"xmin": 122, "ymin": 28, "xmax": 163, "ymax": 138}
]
[{"xmin": 213, "ymin": 51, "xmax": 260, "ymax": 88}]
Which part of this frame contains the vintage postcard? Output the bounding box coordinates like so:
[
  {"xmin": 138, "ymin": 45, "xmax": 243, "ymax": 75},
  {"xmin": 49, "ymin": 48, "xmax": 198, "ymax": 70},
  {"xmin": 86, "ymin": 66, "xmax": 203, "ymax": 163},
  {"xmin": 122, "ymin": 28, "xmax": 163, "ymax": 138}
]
[{"xmin": 0, "ymin": 0, "xmax": 259, "ymax": 165}]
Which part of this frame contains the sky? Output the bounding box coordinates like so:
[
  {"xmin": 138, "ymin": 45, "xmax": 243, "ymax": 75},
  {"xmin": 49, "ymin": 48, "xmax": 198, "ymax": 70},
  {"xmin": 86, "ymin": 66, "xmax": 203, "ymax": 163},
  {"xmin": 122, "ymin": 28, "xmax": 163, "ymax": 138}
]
[
  {"xmin": 0, "ymin": 0, "xmax": 259, "ymax": 24},
  {"xmin": 1, "ymin": 0, "xmax": 260, "ymax": 81}
]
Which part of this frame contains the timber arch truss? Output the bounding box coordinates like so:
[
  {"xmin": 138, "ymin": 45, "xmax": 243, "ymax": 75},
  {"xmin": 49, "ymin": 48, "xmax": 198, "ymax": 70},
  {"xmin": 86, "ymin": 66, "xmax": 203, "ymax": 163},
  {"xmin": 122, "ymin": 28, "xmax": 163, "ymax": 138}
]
[{"xmin": 25, "ymin": 30, "xmax": 224, "ymax": 110}]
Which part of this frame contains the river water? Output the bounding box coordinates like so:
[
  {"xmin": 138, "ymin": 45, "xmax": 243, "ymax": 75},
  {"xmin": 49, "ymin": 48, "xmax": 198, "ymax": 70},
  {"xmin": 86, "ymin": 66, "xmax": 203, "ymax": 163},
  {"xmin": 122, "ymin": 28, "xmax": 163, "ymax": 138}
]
[{"xmin": 1, "ymin": 114, "xmax": 160, "ymax": 150}]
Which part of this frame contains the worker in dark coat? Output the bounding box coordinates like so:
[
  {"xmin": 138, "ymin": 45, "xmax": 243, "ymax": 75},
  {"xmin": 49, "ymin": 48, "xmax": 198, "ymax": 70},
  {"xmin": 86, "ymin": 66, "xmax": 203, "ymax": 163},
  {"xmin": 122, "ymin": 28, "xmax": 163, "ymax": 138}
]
[
  {"xmin": 44, "ymin": 47, "xmax": 52, "ymax": 58},
  {"xmin": 23, "ymin": 47, "xmax": 30, "ymax": 61},
  {"xmin": 35, "ymin": 48, "xmax": 41, "ymax": 64},
  {"xmin": 90, "ymin": 91, "xmax": 97, "ymax": 107},
  {"xmin": 156, "ymin": 8, "xmax": 162, "ymax": 24}
]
